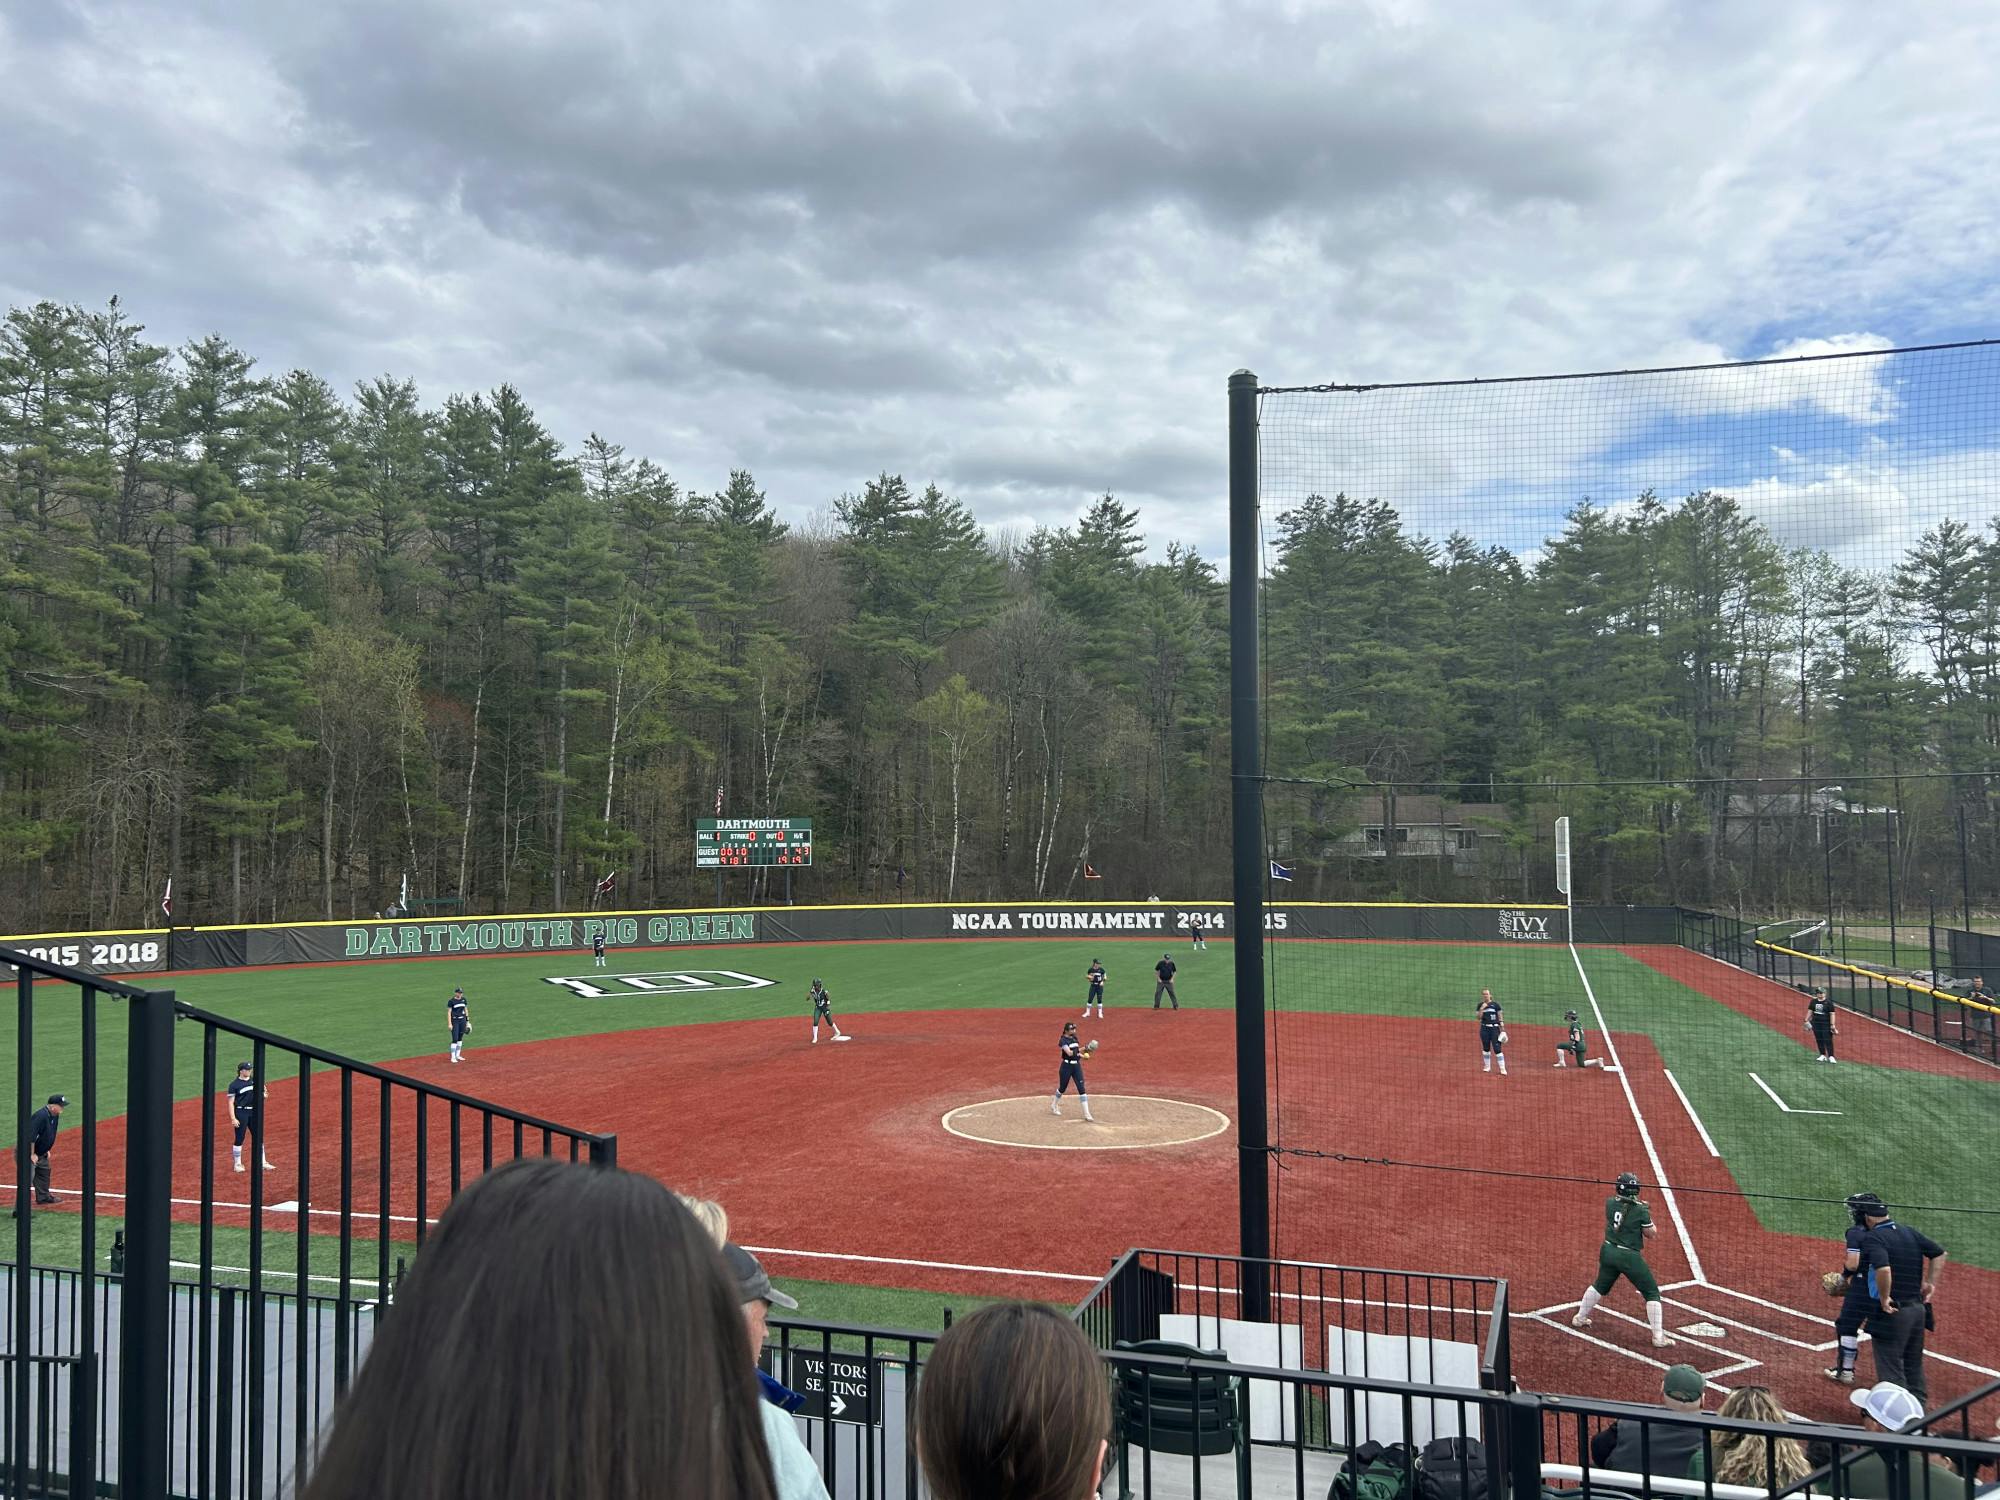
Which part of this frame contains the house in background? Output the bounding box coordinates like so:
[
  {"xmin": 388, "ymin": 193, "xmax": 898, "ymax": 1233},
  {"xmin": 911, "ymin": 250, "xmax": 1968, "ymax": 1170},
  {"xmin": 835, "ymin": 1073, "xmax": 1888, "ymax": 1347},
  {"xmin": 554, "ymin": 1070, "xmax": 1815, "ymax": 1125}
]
[{"xmin": 1327, "ymin": 796, "xmax": 1513, "ymax": 874}]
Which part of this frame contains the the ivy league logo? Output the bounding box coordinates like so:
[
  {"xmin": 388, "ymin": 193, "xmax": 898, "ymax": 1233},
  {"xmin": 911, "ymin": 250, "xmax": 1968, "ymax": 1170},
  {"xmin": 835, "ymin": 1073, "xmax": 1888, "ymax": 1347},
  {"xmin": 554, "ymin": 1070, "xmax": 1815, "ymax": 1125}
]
[{"xmin": 1497, "ymin": 910, "xmax": 1553, "ymax": 941}]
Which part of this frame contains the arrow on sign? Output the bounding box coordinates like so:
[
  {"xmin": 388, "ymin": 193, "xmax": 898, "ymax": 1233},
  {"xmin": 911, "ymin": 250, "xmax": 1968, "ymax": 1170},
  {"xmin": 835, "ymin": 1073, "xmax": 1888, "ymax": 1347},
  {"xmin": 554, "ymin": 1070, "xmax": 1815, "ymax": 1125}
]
[{"xmin": 830, "ymin": 1394, "xmax": 847, "ymax": 1417}]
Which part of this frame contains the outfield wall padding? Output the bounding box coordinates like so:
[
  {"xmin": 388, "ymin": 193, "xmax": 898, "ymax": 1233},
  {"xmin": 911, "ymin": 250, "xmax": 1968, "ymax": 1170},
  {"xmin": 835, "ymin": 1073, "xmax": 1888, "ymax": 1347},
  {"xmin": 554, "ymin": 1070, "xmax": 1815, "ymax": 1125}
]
[{"xmin": 4, "ymin": 902, "xmax": 1679, "ymax": 977}]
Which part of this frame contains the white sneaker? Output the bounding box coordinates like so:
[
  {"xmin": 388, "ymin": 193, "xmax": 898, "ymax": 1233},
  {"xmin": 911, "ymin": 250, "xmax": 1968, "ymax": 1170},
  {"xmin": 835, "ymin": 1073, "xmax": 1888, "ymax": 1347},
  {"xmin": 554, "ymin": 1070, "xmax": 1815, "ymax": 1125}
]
[
  {"xmin": 1571, "ymin": 1314, "xmax": 1591, "ymax": 1327},
  {"xmin": 262, "ymin": 1160, "xmax": 276, "ymax": 1170},
  {"xmin": 1651, "ymin": 1333, "xmax": 1671, "ymax": 1348},
  {"xmin": 232, "ymin": 1161, "xmax": 244, "ymax": 1174},
  {"xmin": 1051, "ymin": 1102, "xmax": 1061, "ymax": 1116}
]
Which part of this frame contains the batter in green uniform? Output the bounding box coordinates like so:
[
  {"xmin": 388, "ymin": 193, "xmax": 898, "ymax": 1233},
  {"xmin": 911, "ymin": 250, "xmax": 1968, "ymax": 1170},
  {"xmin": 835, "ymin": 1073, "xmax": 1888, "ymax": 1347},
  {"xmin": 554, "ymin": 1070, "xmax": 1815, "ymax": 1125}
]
[
  {"xmin": 1571, "ymin": 1172, "xmax": 1670, "ymax": 1347},
  {"xmin": 1553, "ymin": 1009, "xmax": 1603, "ymax": 1070}
]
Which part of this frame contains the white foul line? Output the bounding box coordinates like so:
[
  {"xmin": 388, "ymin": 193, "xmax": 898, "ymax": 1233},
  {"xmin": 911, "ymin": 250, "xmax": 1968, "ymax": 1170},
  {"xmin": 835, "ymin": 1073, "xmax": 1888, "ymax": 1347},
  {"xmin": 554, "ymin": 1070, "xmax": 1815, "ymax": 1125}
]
[
  {"xmin": 1661, "ymin": 1070, "xmax": 1720, "ymax": 1157},
  {"xmin": 1569, "ymin": 943, "xmax": 1705, "ymax": 1283},
  {"xmin": 743, "ymin": 1244, "xmax": 1100, "ymax": 1284},
  {"xmin": 1748, "ymin": 1072, "xmax": 1842, "ymax": 1116}
]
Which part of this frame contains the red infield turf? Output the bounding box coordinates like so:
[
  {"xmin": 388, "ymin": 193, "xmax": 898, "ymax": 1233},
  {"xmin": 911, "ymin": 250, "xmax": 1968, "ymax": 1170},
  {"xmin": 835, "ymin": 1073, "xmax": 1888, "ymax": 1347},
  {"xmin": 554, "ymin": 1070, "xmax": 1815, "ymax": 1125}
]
[{"xmin": 87, "ymin": 1004, "xmax": 2000, "ymax": 1421}]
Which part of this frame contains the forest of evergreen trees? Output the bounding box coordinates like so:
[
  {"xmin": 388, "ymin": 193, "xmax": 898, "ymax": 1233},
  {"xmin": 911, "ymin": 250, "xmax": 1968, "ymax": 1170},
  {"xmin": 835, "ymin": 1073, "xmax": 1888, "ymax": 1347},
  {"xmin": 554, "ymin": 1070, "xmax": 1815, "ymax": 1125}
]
[{"xmin": 3, "ymin": 298, "xmax": 1997, "ymax": 932}]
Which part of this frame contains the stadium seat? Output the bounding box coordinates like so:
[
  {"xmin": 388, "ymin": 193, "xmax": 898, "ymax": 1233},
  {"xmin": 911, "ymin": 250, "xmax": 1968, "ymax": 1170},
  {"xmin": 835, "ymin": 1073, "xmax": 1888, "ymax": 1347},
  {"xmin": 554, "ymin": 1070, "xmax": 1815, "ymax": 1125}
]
[{"xmin": 1111, "ymin": 1339, "xmax": 1251, "ymax": 1500}]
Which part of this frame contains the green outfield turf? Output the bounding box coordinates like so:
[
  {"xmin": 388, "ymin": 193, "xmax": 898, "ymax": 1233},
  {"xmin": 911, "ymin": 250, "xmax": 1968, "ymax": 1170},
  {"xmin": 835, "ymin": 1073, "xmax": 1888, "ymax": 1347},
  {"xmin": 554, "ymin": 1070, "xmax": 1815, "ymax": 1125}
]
[{"xmin": 5, "ymin": 936, "xmax": 1996, "ymax": 1287}]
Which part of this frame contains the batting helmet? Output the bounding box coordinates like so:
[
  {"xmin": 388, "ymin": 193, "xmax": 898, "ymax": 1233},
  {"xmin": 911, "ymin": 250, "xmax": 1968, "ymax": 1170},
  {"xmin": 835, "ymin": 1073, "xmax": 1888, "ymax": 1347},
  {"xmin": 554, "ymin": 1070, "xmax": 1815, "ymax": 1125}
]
[{"xmin": 1614, "ymin": 1172, "xmax": 1642, "ymax": 1198}]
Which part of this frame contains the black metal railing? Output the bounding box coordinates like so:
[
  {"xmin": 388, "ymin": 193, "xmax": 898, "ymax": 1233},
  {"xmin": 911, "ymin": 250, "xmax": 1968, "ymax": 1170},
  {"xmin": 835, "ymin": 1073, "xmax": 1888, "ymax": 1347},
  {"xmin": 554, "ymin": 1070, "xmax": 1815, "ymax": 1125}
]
[
  {"xmin": 0, "ymin": 1351, "xmax": 88, "ymax": 1498},
  {"xmin": 1073, "ymin": 1250, "xmax": 1510, "ymax": 1391},
  {"xmin": 4, "ymin": 944, "xmax": 613, "ymax": 1499}
]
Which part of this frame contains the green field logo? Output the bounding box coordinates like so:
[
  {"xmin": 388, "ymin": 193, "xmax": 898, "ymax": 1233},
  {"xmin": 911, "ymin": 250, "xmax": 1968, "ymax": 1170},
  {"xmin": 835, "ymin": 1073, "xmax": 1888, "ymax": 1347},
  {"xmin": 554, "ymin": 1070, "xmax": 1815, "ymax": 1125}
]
[{"xmin": 544, "ymin": 970, "xmax": 778, "ymax": 999}]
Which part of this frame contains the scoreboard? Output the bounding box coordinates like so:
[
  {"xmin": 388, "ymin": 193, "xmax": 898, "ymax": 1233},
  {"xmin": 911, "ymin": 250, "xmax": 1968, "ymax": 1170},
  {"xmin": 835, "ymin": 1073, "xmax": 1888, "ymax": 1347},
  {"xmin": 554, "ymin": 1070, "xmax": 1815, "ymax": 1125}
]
[{"xmin": 695, "ymin": 817, "xmax": 813, "ymax": 869}]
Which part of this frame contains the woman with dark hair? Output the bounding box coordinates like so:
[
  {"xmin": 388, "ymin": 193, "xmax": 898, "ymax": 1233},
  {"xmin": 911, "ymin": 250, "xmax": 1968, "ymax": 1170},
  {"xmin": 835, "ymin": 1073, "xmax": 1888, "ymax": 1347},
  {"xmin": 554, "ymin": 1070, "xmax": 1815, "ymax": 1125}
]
[
  {"xmin": 916, "ymin": 1301, "xmax": 1110, "ymax": 1500},
  {"xmin": 299, "ymin": 1157, "xmax": 775, "ymax": 1500}
]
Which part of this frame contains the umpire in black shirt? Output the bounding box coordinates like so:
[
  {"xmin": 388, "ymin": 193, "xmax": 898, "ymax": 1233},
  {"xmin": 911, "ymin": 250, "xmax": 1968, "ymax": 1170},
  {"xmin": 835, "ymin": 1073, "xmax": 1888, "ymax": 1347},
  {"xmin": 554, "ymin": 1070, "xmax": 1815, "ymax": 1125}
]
[
  {"xmin": 15, "ymin": 1093, "xmax": 68, "ymax": 1214},
  {"xmin": 1859, "ymin": 1201, "xmax": 1946, "ymax": 1407}
]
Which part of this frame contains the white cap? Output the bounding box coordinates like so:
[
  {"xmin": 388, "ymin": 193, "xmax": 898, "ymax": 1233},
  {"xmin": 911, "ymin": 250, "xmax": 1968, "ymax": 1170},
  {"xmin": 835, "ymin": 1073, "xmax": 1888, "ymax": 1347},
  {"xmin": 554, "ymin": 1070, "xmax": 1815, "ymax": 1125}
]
[{"xmin": 1850, "ymin": 1383, "xmax": 1923, "ymax": 1432}]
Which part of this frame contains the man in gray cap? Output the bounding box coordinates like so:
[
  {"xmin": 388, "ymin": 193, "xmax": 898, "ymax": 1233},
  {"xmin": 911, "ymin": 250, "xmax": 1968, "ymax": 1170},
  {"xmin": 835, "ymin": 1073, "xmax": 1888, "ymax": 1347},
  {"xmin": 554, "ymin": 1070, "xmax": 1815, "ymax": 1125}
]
[{"xmin": 724, "ymin": 1242, "xmax": 829, "ymax": 1500}]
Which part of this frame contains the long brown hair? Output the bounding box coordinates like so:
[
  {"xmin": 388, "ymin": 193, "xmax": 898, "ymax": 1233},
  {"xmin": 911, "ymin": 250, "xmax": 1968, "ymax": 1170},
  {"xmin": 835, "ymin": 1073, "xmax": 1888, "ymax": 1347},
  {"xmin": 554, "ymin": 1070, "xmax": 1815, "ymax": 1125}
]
[
  {"xmin": 1709, "ymin": 1387, "xmax": 1810, "ymax": 1489},
  {"xmin": 916, "ymin": 1301, "xmax": 1110, "ymax": 1500},
  {"xmin": 299, "ymin": 1157, "xmax": 775, "ymax": 1500}
]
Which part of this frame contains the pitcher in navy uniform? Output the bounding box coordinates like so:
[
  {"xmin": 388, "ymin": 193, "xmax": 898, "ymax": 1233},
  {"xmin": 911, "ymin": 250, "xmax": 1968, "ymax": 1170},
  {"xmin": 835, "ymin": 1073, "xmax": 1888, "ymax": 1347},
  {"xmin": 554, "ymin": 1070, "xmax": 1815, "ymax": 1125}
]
[
  {"xmin": 228, "ymin": 1061, "xmax": 274, "ymax": 1173},
  {"xmin": 1478, "ymin": 990, "xmax": 1508, "ymax": 1075},
  {"xmin": 447, "ymin": 987, "xmax": 472, "ymax": 1063},
  {"xmin": 1051, "ymin": 1022, "xmax": 1095, "ymax": 1120},
  {"xmin": 1083, "ymin": 959, "xmax": 1106, "ymax": 1019}
]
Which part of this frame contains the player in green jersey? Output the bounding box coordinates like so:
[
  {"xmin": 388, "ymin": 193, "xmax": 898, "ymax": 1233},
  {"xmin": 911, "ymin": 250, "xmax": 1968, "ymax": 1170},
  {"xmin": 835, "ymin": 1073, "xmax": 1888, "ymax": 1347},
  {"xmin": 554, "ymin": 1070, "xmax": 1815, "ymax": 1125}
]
[
  {"xmin": 1572, "ymin": 1172, "xmax": 1670, "ymax": 1346},
  {"xmin": 1553, "ymin": 1009, "xmax": 1604, "ymax": 1070}
]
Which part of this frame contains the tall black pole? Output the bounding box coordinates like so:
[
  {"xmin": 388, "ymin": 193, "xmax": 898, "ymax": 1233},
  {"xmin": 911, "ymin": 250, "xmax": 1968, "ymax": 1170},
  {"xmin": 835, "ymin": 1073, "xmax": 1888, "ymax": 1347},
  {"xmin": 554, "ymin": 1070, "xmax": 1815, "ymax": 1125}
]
[
  {"xmin": 120, "ymin": 986, "xmax": 174, "ymax": 1500},
  {"xmin": 1228, "ymin": 368, "xmax": 1272, "ymax": 1321},
  {"xmin": 1822, "ymin": 813, "xmax": 1834, "ymax": 954},
  {"xmin": 1959, "ymin": 804, "xmax": 1972, "ymax": 931}
]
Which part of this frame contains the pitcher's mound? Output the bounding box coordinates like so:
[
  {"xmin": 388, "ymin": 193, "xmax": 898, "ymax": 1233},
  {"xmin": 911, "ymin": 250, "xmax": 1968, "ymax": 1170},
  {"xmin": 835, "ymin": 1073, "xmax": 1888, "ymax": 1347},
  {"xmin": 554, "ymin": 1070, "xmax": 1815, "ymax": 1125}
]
[{"xmin": 941, "ymin": 1095, "xmax": 1231, "ymax": 1151}]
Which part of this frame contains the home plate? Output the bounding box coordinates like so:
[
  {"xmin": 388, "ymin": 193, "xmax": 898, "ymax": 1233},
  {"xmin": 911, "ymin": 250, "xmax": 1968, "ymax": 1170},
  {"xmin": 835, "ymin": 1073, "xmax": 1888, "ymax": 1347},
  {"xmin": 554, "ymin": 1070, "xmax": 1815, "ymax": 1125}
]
[{"xmin": 1680, "ymin": 1322, "xmax": 1726, "ymax": 1339}]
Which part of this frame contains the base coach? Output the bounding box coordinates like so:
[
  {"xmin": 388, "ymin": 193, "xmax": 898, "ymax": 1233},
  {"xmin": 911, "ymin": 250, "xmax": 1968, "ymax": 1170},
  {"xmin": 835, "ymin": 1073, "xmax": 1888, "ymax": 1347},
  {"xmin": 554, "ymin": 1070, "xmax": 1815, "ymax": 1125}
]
[{"xmin": 1859, "ymin": 1198, "xmax": 1946, "ymax": 1407}]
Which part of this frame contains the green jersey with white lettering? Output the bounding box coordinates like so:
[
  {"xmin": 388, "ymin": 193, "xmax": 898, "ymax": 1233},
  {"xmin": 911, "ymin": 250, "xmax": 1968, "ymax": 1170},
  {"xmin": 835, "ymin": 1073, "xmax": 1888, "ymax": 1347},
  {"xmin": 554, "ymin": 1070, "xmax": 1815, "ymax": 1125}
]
[{"xmin": 1605, "ymin": 1194, "xmax": 1651, "ymax": 1251}]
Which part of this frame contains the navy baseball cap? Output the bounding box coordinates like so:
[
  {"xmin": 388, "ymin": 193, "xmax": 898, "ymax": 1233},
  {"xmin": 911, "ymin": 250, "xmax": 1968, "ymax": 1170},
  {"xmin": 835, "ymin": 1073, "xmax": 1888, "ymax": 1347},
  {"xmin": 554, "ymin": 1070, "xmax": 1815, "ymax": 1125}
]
[
  {"xmin": 47, "ymin": 1094, "xmax": 69, "ymax": 1106},
  {"xmin": 236, "ymin": 1060, "xmax": 253, "ymax": 1071}
]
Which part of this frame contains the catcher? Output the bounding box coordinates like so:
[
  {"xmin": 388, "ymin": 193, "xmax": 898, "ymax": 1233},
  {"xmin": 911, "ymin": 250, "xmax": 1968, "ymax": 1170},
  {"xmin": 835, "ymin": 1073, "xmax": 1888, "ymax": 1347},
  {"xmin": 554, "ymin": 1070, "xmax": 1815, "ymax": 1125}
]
[
  {"xmin": 1823, "ymin": 1191, "xmax": 1884, "ymax": 1384},
  {"xmin": 1553, "ymin": 1008, "xmax": 1604, "ymax": 1071},
  {"xmin": 1051, "ymin": 1021, "xmax": 1096, "ymax": 1122}
]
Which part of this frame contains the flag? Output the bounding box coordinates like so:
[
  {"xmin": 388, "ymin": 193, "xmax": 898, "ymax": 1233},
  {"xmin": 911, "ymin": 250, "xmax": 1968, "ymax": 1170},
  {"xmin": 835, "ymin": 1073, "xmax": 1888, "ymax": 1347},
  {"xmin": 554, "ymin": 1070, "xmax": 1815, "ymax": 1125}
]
[
  {"xmin": 1269, "ymin": 859, "xmax": 1294, "ymax": 882},
  {"xmin": 160, "ymin": 877, "xmax": 173, "ymax": 920},
  {"xmin": 399, "ymin": 872, "xmax": 410, "ymax": 913},
  {"xmin": 1083, "ymin": 864, "xmax": 1102, "ymax": 880},
  {"xmin": 714, "ymin": 784, "xmax": 725, "ymax": 816},
  {"xmin": 595, "ymin": 870, "xmax": 616, "ymax": 896}
]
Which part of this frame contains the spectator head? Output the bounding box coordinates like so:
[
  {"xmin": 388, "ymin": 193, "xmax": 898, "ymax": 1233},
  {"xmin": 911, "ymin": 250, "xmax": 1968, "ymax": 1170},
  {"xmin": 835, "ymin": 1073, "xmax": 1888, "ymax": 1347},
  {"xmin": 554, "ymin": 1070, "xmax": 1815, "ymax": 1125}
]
[
  {"xmin": 1851, "ymin": 1383, "xmax": 1924, "ymax": 1433},
  {"xmin": 677, "ymin": 1194, "xmax": 730, "ymax": 1248},
  {"xmin": 1707, "ymin": 1388, "xmax": 1809, "ymax": 1489},
  {"xmin": 45, "ymin": 1094, "xmax": 67, "ymax": 1116},
  {"xmin": 299, "ymin": 1157, "xmax": 773, "ymax": 1500},
  {"xmin": 724, "ymin": 1241, "xmax": 798, "ymax": 1361},
  {"xmin": 916, "ymin": 1301, "xmax": 1110, "ymax": 1500},
  {"xmin": 1662, "ymin": 1364, "xmax": 1706, "ymax": 1412}
]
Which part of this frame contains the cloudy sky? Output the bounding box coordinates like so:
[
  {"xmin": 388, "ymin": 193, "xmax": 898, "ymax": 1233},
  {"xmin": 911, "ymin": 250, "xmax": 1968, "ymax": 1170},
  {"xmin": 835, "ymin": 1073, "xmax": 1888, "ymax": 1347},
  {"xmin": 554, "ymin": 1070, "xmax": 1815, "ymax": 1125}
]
[{"xmin": 5, "ymin": 0, "xmax": 1999, "ymax": 568}]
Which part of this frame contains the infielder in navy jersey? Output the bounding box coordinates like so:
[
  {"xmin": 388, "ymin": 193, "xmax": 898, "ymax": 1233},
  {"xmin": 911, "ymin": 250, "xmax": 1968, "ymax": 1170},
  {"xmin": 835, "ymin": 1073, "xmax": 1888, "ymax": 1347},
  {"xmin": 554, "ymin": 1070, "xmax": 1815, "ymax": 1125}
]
[
  {"xmin": 1825, "ymin": 1191, "xmax": 1885, "ymax": 1384},
  {"xmin": 1083, "ymin": 959, "xmax": 1106, "ymax": 1019},
  {"xmin": 592, "ymin": 931, "xmax": 607, "ymax": 968},
  {"xmin": 809, "ymin": 979, "xmax": 849, "ymax": 1043},
  {"xmin": 1051, "ymin": 1022, "xmax": 1094, "ymax": 1120},
  {"xmin": 447, "ymin": 987, "xmax": 471, "ymax": 1063},
  {"xmin": 1478, "ymin": 989, "xmax": 1508, "ymax": 1075},
  {"xmin": 227, "ymin": 1061, "xmax": 274, "ymax": 1173},
  {"xmin": 1189, "ymin": 913, "xmax": 1207, "ymax": 951}
]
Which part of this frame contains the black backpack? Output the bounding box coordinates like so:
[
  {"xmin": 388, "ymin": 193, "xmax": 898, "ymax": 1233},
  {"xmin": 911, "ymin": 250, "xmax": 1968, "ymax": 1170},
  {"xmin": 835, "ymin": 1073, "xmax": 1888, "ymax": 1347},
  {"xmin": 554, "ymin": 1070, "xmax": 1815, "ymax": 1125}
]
[
  {"xmin": 1417, "ymin": 1435, "xmax": 1489, "ymax": 1500},
  {"xmin": 1330, "ymin": 1441, "xmax": 1417, "ymax": 1500}
]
